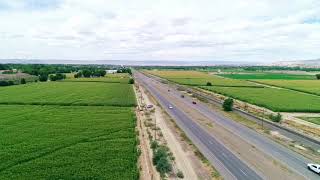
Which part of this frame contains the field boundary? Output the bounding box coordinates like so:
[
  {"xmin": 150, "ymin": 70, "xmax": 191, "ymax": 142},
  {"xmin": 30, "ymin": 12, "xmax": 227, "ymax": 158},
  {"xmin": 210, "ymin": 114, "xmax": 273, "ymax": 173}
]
[
  {"xmin": 0, "ymin": 101, "xmax": 136, "ymax": 107},
  {"xmin": 249, "ymin": 80, "xmax": 320, "ymax": 97},
  {"xmin": 200, "ymin": 86, "xmax": 320, "ymax": 113},
  {"xmin": 62, "ymin": 80, "xmax": 128, "ymax": 84},
  {"xmin": 163, "ymin": 78, "xmax": 263, "ymax": 88}
]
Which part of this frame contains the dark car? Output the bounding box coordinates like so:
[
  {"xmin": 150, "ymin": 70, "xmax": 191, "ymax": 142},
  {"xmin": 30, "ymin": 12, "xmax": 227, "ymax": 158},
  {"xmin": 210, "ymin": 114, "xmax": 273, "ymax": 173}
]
[
  {"xmin": 192, "ymin": 101, "xmax": 197, "ymax": 104},
  {"xmin": 181, "ymin": 95, "xmax": 185, "ymax": 98}
]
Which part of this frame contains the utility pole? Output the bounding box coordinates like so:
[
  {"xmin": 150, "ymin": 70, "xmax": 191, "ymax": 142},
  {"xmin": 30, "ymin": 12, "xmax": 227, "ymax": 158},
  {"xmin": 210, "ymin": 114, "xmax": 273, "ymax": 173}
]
[{"xmin": 154, "ymin": 114, "xmax": 157, "ymax": 141}]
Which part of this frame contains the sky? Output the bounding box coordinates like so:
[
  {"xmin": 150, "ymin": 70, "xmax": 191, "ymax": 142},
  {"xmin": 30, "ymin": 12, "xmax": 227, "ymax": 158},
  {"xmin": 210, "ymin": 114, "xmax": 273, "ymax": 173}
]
[{"xmin": 0, "ymin": 0, "xmax": 320, "ymax": 63}]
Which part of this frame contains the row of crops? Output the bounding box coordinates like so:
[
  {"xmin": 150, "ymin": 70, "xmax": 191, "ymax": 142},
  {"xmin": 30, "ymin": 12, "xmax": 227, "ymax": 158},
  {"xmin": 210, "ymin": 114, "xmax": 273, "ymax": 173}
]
[
  {"xmin": 0, "ymin": 74, "xmax": 139, "ymax": 179},
  {"xmin": 148, "ymin": 70, "xmax": 320, "ymax": 113}
]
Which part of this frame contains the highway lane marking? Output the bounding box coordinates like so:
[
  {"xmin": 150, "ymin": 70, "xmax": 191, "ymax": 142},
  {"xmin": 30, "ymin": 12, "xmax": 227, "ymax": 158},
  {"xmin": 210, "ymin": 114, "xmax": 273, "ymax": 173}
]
[{"xmin": 239, "ymin": 168, "xmax": 248, "ymax": 176}]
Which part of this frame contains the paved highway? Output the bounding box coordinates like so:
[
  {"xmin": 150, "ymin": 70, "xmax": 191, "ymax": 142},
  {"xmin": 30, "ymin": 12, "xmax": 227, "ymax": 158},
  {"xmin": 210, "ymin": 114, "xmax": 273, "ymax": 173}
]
[
  {"xmin": 135, "ymin": 72, "xmax": 262, "ymax": 180},
  {"xmin": 150, "ymin": 73, "xmax": 320, "ymax": 150},
  {"xmin": 135, "ymin": 71, "xmax": 320, "ymax": 180}
]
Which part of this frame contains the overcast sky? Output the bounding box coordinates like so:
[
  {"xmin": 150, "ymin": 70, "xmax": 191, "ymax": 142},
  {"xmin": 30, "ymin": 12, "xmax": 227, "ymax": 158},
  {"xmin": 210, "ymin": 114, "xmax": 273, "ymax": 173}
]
[{"xmin": 0, "ymin": 0, "xmax": 320, "ymax": 62}]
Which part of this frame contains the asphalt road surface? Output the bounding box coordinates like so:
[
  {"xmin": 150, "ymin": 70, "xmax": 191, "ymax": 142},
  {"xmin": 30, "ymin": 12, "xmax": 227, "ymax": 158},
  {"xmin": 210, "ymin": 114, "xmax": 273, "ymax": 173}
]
[
  {"xmin": 135, "ymin": 72, "xmax": 262, "ymax": 180},
  {"xmin": 135, "ymin": 71, "xmax": 319, "ymax": 180}
]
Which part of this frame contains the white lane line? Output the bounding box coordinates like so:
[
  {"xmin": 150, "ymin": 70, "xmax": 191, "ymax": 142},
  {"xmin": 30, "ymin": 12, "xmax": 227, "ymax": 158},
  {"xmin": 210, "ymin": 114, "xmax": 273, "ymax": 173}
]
[{"xmin": 239, "ymin": 168, "xmax": 248, "ymax": 176}]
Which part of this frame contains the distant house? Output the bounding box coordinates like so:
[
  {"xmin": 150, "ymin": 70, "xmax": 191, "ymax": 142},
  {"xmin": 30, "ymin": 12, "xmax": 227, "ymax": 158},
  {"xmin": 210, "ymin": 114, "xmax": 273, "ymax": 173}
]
[{"xmin": 106, "ymin": 70, "xmax": 117, "ymax": 74}]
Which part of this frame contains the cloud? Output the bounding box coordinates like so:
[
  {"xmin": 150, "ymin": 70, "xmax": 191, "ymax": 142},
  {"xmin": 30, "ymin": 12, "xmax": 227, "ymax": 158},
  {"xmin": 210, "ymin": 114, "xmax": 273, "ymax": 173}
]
[{"xmin": 0, "ymin": 0, "xmax": 320, "ymax": 62}]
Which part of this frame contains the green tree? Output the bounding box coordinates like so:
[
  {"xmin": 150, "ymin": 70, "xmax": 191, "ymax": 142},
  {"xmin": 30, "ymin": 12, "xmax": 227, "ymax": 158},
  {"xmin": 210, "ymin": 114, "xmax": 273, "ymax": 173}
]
[
  {"xmin": 39, "ymin": 74, "xmax": 48, "ymax": 82},
  {"xmin": 20, "ymin": 78, "xmax": 26, "ymax": 84},
  {"xmin": 177, "ymin": 170, "xmax": 184, "ymax": 179},
  {"xmin": 206, "ymin": 82, "xmax": 212, "ymax": 86},
  {"xmin": 316, "ymin": 74, "xmax": 320, "ymax": 80},
  {"xmin": 223, "ymin": 98, "xmax": 234, "ymax": 111},
  {"xmin": 269, "ymin": 113, "xmax": 282, "ymax": 123},
  {"xmin": 129, "ymin": 78, "xmax": 135, "ymax": 84},
  {"xmin": 82, "ymin": 69, "xmax": 92, "ymax": 78},
  {"xmin": 49, "ymin": 74, "xmax": 57, "ymax": 81}
]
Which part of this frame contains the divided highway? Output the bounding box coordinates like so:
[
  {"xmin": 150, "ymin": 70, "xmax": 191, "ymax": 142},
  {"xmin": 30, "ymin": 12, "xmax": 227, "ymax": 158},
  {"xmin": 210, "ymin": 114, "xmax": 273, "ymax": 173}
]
[
  {"xmin": 135, "ymin": 71, "xmax": 319, "ymax": 180},
  {"xmin": 135, "ymin": 72, "xmax": 262, "ymax": 180}
]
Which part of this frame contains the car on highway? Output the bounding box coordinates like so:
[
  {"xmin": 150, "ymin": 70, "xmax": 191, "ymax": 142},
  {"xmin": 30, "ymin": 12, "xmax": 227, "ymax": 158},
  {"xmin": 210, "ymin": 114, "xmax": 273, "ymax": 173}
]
[
  {"xmin": 181, "ymin": 95, "xmax": 185, "ymax": 98},
  {"xmin": 192, "ymin": 101, "xmax": 197, "ymax": 104},
  {"xmin": 168, "ymin": 105, "xmax": 173, "ymax": 109},
  {"xmin": 146, "ymin": 104, "xmax": 153, "ymax": 109},
  {"xmin": 307, "ymin": 163, "xmax": 320, "ymax": 175}
]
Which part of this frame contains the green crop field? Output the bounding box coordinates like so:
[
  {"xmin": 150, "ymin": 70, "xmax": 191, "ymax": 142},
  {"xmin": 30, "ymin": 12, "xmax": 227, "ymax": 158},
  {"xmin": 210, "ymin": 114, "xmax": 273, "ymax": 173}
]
[
  {"xmin": 0, "ymin": 82, "xmax": 136, "ymax": 106},
  {"xmin": 253, "ymin": 80, "xmax": 320, "ymax": 96},
  {"xmin": 218, "ymin": 73, "xmax": 315, "ymax": 80},
  {"xmin": 64, "ymin": 77, "xmax": 130, "ymax": 83},
  {"xmin": 298, "ymin": 117, "xmax": 320, "ymax": 125},
  {"xmin": 65, "ymin": 73, "xmax": 130, "ymax": 83},
  {"xmin": 0, "ymin": 105, "xmax": 138, "ymax": 179},
  {"xmin": 201, "ymin": 86, "xmax": 320, "ymax": 112},
  {"xmin": 147, "ymin": 70, "xmax": 260, "ymax": 87}
]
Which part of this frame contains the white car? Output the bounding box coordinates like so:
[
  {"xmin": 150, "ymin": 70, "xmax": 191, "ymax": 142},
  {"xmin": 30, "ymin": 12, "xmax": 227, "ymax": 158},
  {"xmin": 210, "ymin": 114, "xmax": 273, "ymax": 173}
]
[
  {"xmin": 307, "ymin": 163, "xmax": 320, "ymax": 175},
  {"xmin": 168, "ymin": 105, "xmax": 173, "ymax": 109}
]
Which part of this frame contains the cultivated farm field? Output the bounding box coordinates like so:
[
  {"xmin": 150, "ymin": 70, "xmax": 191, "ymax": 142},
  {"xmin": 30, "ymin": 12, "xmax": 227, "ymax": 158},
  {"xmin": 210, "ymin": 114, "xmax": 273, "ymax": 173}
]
[
  {"xmin": 148, "ymin": 70, "xmax": 260, "ymax": 87},
  {"xmin": 298, "ymin": 117, "xmax": 320, "ymax": 125},
  {"xmin": 0, "ymin": 105, "xmax": 138, "ymax": 179},
  {"xmin": 0, "ymin": 82, "xmax": 136, "ymax": 106},
  {"xmin": 65, "ymin": 73, "xmax": 130, "ymax": 83},
  {"xmin": 218, "ymin": 73, "xmax": 315, "ymax": 80},
  {"xmin": 253, "ymin": 80, "xmax": 320, "ymax": 96},
  {"xmin": 201, "ymin": 86, "xmax": 320, "ymax": 112}
]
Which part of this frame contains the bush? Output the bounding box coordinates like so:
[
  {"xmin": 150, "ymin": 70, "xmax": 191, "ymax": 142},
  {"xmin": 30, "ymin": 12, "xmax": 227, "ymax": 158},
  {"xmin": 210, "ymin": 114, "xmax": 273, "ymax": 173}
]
[
  {"xmin": 39, "ymin": 74, "xmax": 48, "ymax": 82},
  {"xmin": 0, "ymin": 81, "xmax": 13, "ymax": 86},
  {"xmin": 269, "ymin": 113, "xmax": 282, "ymax": 123},
  {"xmin": 206, "ymin": 82, "xmax": 212, "ymax": 86},
  {"xmin": 50, "ymin": 73, "xmax": 66, "ymax": 81},
  {"xmin": 7, "ymin": 81, "xmax": 14, "ymax": 86},
  {"xmin": 223, "ymin": 98, "xmax": 233, "ymax": 111},
  {"xmin": 316, "ymin": 74, "xmax": 320, "ymax": 80},
  {"xmin": 20, "ymin": 78, "xmax": 26, "ymax": 84},
  {"xmin": 150, "ymin": 140, "xmax": 158, "ymax": 150},
  {"xmin": 177, "ymin": 170, "xmax": 184, "ymax": 179},
  {"xmin": 152, "ymin": 146, "xmax": 172, "ymax": 177},
  {"xmin": 129, "ymin": 78, "xmax": 135, "ymax": 84},
  {"xmin": 49, "ymin": 74, "xmax": 57, "ymax": 81}
]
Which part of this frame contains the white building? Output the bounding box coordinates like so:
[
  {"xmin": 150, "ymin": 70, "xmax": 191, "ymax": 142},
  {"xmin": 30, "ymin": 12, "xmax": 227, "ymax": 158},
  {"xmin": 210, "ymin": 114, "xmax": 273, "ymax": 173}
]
[{"xmin": 106, "ymin": 70, "xmax": 117, "ymax": 74}]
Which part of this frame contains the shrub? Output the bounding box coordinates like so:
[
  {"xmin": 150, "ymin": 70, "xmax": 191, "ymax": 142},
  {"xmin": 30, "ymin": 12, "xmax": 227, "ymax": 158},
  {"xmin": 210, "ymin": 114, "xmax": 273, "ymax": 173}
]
[
  {"xmin": 20, "ymin": 78, "xmax": 26, "ymax": 84},
  {"xmin": 50, "ymin": 73, "xmax": 66, "ymax": 81},
  {"xmin": 39, "ymin": 74, "xmax": 48, "ymax": 82},
  {"xmin": 152, "ymin": 146, "xmax": 172, "ymax": 177},
  {"xmin": 223, "ymin": 98, "xmax": 233, "ymax": 111},
  {"xmin": 269, "ymin": 113, "xmax": 282, "ymax": 123},
  {"xmin": 150, "ymin": 140, "xmax": 158, "ymax": 150},
  {"xmin": 8, "ymin": 81, "xmax": 14, "ymax": 85},
  {"xmin": 129, "ymin": 78, "xmax": 135, "ymax": 84},
  {"xmin": 177, "ymin": 170, "xmax": 184, "ymax": 178},
  {"xmin": 49, "ymin": 74, "xmax": 57, "ymax": 81},
  {"xmin": 206, "ymin": 82, "xmax": 212, "ymax": 86}
]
